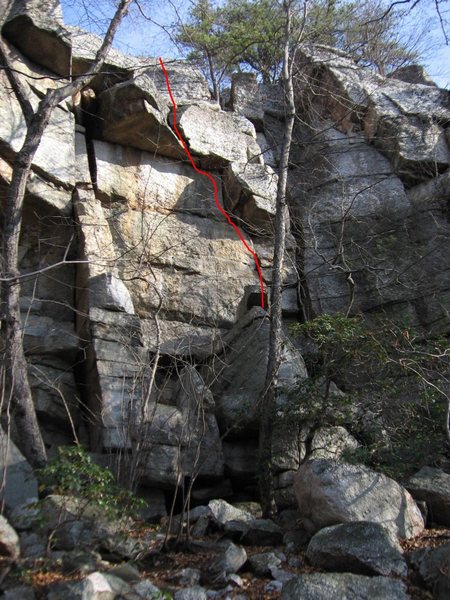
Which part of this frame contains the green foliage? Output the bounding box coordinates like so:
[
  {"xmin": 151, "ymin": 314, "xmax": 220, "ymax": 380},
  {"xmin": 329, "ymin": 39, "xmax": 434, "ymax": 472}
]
[
  {"xmin": 288, "ymin": 313, "xmax": 449, "ymax": 477},
  {"xmin": 38, "ymin": 445, "xmax": 145, "ymax": 520},
  {"xmin": 175, "ymin": 0, "xmax": 421, "ymax": 93}
]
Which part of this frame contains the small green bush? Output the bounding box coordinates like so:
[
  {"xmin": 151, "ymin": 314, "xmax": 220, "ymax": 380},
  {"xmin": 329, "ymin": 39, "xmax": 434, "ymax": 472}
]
[{"xmin": 38, "ymin": 445, "xmax": 144, "ymax": 520}]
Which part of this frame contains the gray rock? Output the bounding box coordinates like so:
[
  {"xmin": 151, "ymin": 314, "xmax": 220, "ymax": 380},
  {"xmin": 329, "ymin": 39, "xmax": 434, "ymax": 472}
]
[
  {"xmin": 0, "ymin": 515, "xmax": 20, "ymax": 560},
  {"xmin": 410, "ymin": 542, "xmax": 450, "ymax": 589},
  {"xmin": 176, "ymin": 367, "xmax": 224, "ymax": 479},
  {"xmin": 1, "ymin": 586, "xmax": 36, "ymax": 600},
  {"xmin": 269, "ymin": 566, "xmax": 295, "ymax": 583},
  {"xmin": 0, "ymin": 429, "xmax": 38, "ymax": 511},
  {"xmin": 132, "ymin": 579, "xmax": 161, "ymax": 597},
  {"xmin": 67, "ymin": 26, "xmax": 147, "ymax": 90},
  {"xmin": 46, "ymin": 571, "xmax": 131, "ymax": 600},
  {"xmin": 388, "ymin": 64, "xmax": 437, "ymax": 87},
  {"xmin": 222, "ymin": 441, "xmax": 258, "ymax": 478},
  {"xmin": 178, "ymin": 567, "xmax": 202, "ymax": 586},
  {"xmin": 99, "ymin": 74, "xmax": 183, "ymax": 159},
  {"xmin": 107, "ymin": 563, "xmax": 141, "ymax": 583},
  {"xmin": 89, "ymin": 272, "xmax": 135, "ymax": 314},
  {"xmin": 310, "ymin": 426, "xmax": 359, "ymax": 460},
  {"xmin": 143, "ymin": 61, "xmax": 211, "ymax": 105},
  {"xmin": 293, "ymin": 459, "xmax": 424, "ymax": 539},
  {"xmin": 247, "ymin": 552, "xmax": 282, "ymax": 576},
  {"xmin": 406, "ymin": 467, "xmax": 450, "ymax": 526},
  {"xmin": 19, "ymin": 531, "xmax": 46, "ymax": 559},
  {"xmin": 208, "ymin": 541, "xmax": 247, "ymax": 581},
  {"xmin": 61, "ymin": 550, "xmax": 105, "ymax": 575},
  {"xmin": 2, "ymin": 0, "xmax": 70, "ymax": 76},
  {"xmin": 306, "ymin": 521, "xmax": 407, "ymax": 577},
  {"xmin": 204, "ymin": 308, "xmax": 307, "ymax": 435},
  {"xmin": 176, "ymin": 104, "xmax": 260, "ymax": 168},
  {"xmin": 208, "ymin": 499, "xmax": 254, "ymax": 526},
  {"xmin": 0, "ymin": 50, "xmax": 75, "ymax": 187},
  {"xmin": 281, "ymin": 572, "xmax": 411, "ymax": 600},
  {"xmin": 175, "ymin": 587, "xmax": 208, "ymax": 600},
  {"xmin": 8, "ymin": 501, "xmax": 40, "ymax": 531},
  {"xmin": 241, "ymin": 519, "xmax": 284, "ymax": 546},
  {"xmin": 231, "ymin": 72, "xmax": 264, "ymax": 130},
  {"xmin": 224, "ymin": 162, "xmax": 277, "ymax": 235}
]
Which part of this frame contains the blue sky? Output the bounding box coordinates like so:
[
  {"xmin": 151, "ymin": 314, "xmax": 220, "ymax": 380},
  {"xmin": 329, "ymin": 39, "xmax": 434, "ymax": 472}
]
[{"xmin": 60, "ymin": 0, "xmax": 450, "ymax": 88}]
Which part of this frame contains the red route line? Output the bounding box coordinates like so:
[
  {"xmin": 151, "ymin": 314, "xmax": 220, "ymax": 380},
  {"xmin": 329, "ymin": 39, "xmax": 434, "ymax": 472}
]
[{"xmin": 158, "ymin": 57, "xmax": 265, "ymax": 309}]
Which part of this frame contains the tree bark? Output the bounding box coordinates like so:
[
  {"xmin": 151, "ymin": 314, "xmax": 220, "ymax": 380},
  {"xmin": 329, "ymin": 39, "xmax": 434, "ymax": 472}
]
[
  {"xmin": 258, "ymin": 0, "xmax": 296, "ymax": 518},
  {"xmin": 0, "ymin": 0, "xmax": 133, "ymax": 468}
]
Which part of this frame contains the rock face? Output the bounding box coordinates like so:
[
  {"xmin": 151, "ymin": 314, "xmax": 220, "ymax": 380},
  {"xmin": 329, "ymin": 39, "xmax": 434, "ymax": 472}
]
[
  {"xmin": 293, "ymin": 459, "xmax": 424, "ymax": 538},
  {"xmin": 291, "ymin": 46, "xmax": 450, "ymax": 331},
  {"xmin": 1, "ymin": 0, "xmax": 449, "ymax": 519},
  {"xmin": 306, "ymin": 521, "xmax": 407, "ymax": 577},
  {"xmin": 407, "ymin": 467, "xmax": 450, "ymax": 526}
]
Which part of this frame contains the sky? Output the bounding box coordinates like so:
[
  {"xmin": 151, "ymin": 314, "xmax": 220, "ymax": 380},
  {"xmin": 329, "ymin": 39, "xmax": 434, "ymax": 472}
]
[{"xmin": 60, "ymin": 0, "xmax": 450, "ymax": 88}]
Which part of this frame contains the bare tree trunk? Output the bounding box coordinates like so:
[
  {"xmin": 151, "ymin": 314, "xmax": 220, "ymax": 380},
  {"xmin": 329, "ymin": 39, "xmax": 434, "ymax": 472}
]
[
  {"xmin": 0, "ymin": 0, "xmax": 133, "ymax": 468},
  {"xmin": 206, "ymin": 49, "xmax": 220, "ymax": 103},
  {"xmin": 258, "ymin": 0, "xmax": 296, "ymax": 518}
]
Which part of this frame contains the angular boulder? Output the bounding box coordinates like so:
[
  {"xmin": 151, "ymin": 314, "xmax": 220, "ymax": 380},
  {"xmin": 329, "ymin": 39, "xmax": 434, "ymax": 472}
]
[
  {"xmin": 410, "ymin": 542, "xmax": 450, "ymax": 589},
  {"xmin": 293, "ymin": 459, "xmax": 424, "ymax": 538},
  {"xmin": 176, "ymin": 104, "xmax": 261, "ymax": 167},
  {"xmin": 0, "ymin": 429, "xmax": 38, "ymax": 510},
  {"xmin": 281, "ymin": 573, "xmax": 411, "ymax": 600},
  {"xmin": 0, "ymin": 515, "xmax": 20, "ymax": 561},
  {"xmin": 406, "ymin": 467, "xmax": 450, "ymax": 526},
  {"xmin": 306, "ymin": 521, "xmax": 407, "ymax": 577}
]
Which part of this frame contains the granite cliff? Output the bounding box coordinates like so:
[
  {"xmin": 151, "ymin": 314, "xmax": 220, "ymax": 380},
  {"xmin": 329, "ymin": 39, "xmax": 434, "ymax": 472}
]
[{"xmin": 0, "ymin": 0, "xmax": 449, "ymax": 517}]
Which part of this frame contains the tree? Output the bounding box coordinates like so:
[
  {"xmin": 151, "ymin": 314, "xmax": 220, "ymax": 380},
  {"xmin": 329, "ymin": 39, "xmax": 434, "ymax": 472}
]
[
  {"xmin": 0, "ymin": 0, "xmax": 134, "ymax": 468},
  {"xmin": 174, "ymin": 0, "xmax": 227, "ymax": 100},
  {"xmin": 258, "ymin": 0, "xmax": 302, "ymax": 518},
  {"xmin": 285, "ymin": 314, "xmax": 450, "ymax": 477},
  {"xmin": 175, "ymin": 0, "xmax": 428, "ymax": 98}
]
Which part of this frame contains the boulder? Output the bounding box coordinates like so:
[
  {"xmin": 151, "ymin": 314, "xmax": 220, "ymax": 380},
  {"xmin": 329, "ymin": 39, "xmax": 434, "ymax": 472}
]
[
  {"xmin": 0, "ymin": 515, "xmax": 20, "ymax": 561},
  {"xmin": 0, "ymin": 429, "xmax": 38, "ymax": 511},
  {"xmin": 175, "ymin": 587, "xmax": 208, "ymax": 600},
  {"xmin": 406, "ymin": 467, "xmax": 450, "ymax": 526},
  {"xmin": 224, "ymin": 518, "xmax": 284, "ymax": 546},
  {"xmin": 67, "ymin": 26, "xmax": 147, "ymax": 90},
  {"xmin": 175, "ymin": 104, "xmax": 261, "ymax": 167},
  {"xmin": 208, "ymin": 499, "xmax": 254, "ymax": 526},
  {"xmin": 247, "ymin": 552, "xmax": 282, "ymax": 577},
  {"xmin": 46, "ymin": 571, "xmax": 131, "ymax": 600},
  {"xmin": 410, "ymin": 542, "xmax": 450, "ymax": 589},
  {"xmin": 1, "ymin": 587, "xmax": 36, "ymax": 600},
  {"xmin": 281, "ymin": 573, "xmax": 411, "ymax": 600},
  {"xmin": 293, "ymin": 459, "xmax": 424, "ymax": 538},
  {"xmin": 206, "ymin": 540, "xmax": 247, "ymax": 584},
  {"xmin": 306, "ymin": 521, "xmax": 407, "ymax": 577}
]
